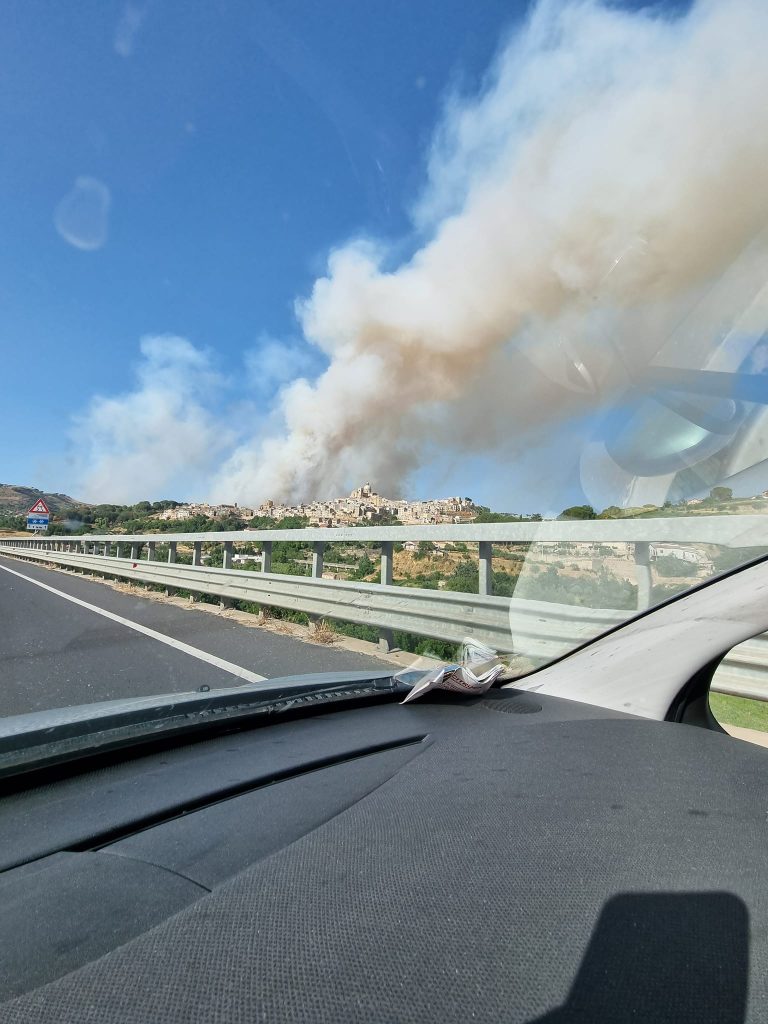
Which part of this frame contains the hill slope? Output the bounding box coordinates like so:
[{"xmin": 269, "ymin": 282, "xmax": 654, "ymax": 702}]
[{"xmin": 0, "ymin": 484, "xmax": 86, "ymax": 516}]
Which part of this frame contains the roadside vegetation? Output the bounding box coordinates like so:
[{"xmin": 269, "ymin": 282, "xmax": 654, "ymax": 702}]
[{"xmin": 709, "ymin": 693, "xmax": 768, "ymax": 733}]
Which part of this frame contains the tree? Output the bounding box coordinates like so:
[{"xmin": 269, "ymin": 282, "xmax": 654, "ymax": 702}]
[
  {"xmin": 414, "ymin": 540, "xmax": 434, "ymax": 560},
  {"xmin": 559, "ymin": 505, "xmax": 597, "ymax": 520},
  {"xmin": 354, "ymin": 554, "xmax": 375, "ymax": 579},
  {"xmin": 597, "ymin": 505, "xmax": 623, "ymax": 519},
  {"xmin": 444, "ymin": 560, "xmax": 479, "ymax": 593},
  {"xmin": 473, "ymin": 505, "xmax": 539, "ymax": 523},
  {"xmin": 653, "ymin": 554, "xmax": 693, "ymax": 578},
  {"xmin": 710, "ymin": 487, "xmax": 733, "ymax": 503}
]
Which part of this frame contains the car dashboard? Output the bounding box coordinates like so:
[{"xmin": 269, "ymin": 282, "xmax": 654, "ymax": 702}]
[{"xmin": 0, "ymin": 685, "xmax": 765, "ymax": 1023}]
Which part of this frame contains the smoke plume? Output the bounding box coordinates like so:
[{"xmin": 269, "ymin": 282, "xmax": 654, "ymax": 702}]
[{"xmin": 209, "ymin": 0, "xmax": 768, "ymax": 506}]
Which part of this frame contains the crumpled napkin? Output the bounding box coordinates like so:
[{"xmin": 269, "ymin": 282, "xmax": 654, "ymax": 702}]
[{"xmin": 400, "ymin": 637, "xmax": 505, "ymax": 704}]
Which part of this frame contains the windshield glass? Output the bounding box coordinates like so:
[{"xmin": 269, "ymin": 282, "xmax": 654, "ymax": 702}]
[{"xmin": 1, "ymin": 0, "xmax": 767, "ymax": 721}]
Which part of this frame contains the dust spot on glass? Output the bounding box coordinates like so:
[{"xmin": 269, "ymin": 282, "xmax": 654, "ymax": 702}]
[{"xmin": 54, "ymin": 177, "xmax": 111, "ymax": 251}]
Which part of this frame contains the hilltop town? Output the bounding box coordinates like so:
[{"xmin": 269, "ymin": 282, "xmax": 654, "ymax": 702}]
[{"xmin": 151, "ymin": 483, "xmax": 478, "ymax": 527}]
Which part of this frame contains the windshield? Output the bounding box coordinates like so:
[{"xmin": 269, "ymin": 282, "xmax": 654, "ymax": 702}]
[{"xmin": 1, "ymin": 0, "xmax": 767, "ymax": 724}]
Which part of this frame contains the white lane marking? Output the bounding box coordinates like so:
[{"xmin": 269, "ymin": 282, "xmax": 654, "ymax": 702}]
[{"xmin": 0, "ymin": 561, "xmax": 267, "ymax": 684}]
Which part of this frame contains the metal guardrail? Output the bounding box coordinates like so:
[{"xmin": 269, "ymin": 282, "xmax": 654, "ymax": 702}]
[
  {"xmin": 711, "ymin": 634, "xmax": 768, "ymax": 703},
  {"xmin": 5, "ymin": 515, "xmax": 768, "ymax": 544},
  {"xmin": 0, "ymin": 546, "xmax": 623, "ymax": 656},
  {"xmin": 3, "ymin": 515, "xmax": 767, "ymax": 598},
  {"xmin": 1, "ymin": 515, "xmax": 767, "ymax": 699}
]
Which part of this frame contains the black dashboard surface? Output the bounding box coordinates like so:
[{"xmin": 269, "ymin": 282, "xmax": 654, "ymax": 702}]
[{"xmin": 1, "ymin": 688, "xmax": 766, "ymax": 1022}]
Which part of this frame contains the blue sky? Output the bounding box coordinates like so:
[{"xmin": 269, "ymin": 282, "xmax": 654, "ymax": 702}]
[
  {"xmin": 0, "ymin": 0, "xmax": 522, "ymax": 497},
  {"xmin": 4, "ymin": 0, "xmax": 762, "ymax": 516}
]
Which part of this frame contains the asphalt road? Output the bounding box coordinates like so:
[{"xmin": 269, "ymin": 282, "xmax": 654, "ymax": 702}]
[{"xmin": 0, "ymin": 555, "xmax": 393, "ymax": 718}]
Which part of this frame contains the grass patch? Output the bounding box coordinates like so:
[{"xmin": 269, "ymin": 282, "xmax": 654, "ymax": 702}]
[{"xmin": 709, "ymin": 692, "xmax": 768, "ymax": 733}]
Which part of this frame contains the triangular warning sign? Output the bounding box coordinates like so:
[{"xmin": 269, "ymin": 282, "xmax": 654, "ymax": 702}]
[{"xmin": 27, "ymin": 499, "xmax": 50, "ymax": 515}]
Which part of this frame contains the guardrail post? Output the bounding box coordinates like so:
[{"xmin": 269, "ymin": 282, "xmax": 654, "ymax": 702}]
[
  {"xmin": 478, "ymin": 541, "xmax": 493, "ymax": 596},
  {"xmin": 188, "ymin": 541, "xmax": 204, "ymax": 601},
  {"xmin": 103, "ymin": 542, "xmax": 110, "ymax": 557},
  {"xmin": 379, "ymin": 541, "xmax": 395, "ymax": 652},
  {"xmin": 116, "ymin": 543, "xmax": 124, "ymax": 558},
  {"xmin": 146, "ymin": 541, "xmax": 156, "ymax": 561},
  {"xmin": 222, "ymin": 541, "xmax": 233, "ymax": 570},
  {"xmin": 164, "ymin": 541, "xmax": 178, "ymax": 596},
  {"xmin": 311, "ymin": 542, "xmax": 325, "ymax": 578},
  {"xmin": 130, "ymin": 543, "xmax": 139, "ymax": 560},
  {"xmin": 634, "ymin": 541, "xmax": 652, "ymax": 610},
  {"xmin": 219, "ymin": 541, "xmax": 234, "ymax": 608},
  {"xmin": 380, "ymin": 542, "xmax": 393, "ymax": 585},
  {"xmin": 261, "ymin": 541, "xmax": 272, "ymax": 573}
]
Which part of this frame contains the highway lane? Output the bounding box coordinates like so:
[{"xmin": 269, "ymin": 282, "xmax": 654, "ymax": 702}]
[{"xmin": 0, "ymin": 555, "xmax": 393, "ymax": 718}]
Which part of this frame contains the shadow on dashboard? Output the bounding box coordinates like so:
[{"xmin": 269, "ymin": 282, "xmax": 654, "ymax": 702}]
[{"xmin": 533, "ymin": 891, "xmax": 748, "ymax": 1023}]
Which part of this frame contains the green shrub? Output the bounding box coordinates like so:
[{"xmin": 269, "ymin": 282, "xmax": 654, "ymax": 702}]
[{"xmin": 653, "ymin": 554, "xmax": 695, "ymax": 577}]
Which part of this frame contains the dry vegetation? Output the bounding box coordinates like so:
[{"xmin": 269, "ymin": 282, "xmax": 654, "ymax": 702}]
[{"xmin": 308, "ymin": 619, "xmax": 337, "ymax": 645}]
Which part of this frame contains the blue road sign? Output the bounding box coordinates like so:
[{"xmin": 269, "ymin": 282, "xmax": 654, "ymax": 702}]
[{"xmin": 27, "ymin": 516, "xmax": 49, "ymax": 527}]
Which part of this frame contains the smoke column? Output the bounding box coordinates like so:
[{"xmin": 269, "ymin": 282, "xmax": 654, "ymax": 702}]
[{"xmin": 213, "ymin": 0, "xmax": 768, "ymax": 505}]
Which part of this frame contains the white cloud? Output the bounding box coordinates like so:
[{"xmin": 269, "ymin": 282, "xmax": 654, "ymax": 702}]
[
  {"xmin": 54, "ymin": 177, "xmax": 111, "ymax": 251},
  {"xmin": 71, "ymin": 335, "xmax": 232, "ymax": 503},
  {"xmin": 114, "ymin": 3, "xmax": 146, "ymax": 58}
]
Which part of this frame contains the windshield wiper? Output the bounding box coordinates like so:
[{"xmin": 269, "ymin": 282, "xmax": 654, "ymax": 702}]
[{"xmin": 0, "ymin": 670, "xmax": 420, "ymax": 781}]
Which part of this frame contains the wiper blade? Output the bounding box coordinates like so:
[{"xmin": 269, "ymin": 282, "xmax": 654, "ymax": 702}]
[{"xmin": 0, "ymin": 671, "xmax": 420, "ymax": 780}]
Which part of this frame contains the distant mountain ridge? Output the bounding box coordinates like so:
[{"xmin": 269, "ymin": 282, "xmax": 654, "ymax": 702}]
[{"xmin": 0, "ymin": 484, "xmax": 87, "ymax": 515}]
